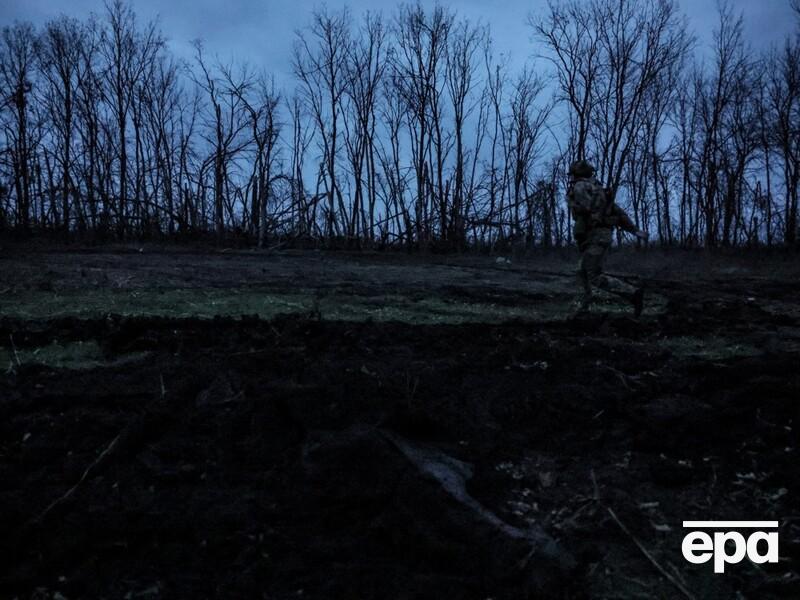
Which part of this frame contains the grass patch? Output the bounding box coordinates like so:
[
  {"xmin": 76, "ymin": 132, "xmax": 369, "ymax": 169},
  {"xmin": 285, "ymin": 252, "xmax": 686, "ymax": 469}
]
[
  {"xmin": 2, "ymin": 340, "xmax": 104, "ymax": 370},
  {"xmin": 661, "ymin": 335, "xmax": 761, "ymax": 360},
  {"xmin": 0, "ymin": 287, "xmax": 566, "ymax": 324},
  {"xmin": 0, "ymin": 288, "xmax": 311, "ymax": 320}
]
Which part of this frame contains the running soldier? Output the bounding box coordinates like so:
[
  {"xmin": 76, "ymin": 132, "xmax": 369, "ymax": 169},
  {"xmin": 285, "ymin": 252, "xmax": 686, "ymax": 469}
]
[{"xmin": 566, "ymin": 160, "xmax": 649, "ymax": 315}]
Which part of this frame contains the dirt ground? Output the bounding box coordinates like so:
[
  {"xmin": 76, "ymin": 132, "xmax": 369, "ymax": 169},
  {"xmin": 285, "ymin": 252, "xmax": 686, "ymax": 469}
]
[{"xmin": 1, "ymin": 243, "xmax": 799, "ymax": 599}]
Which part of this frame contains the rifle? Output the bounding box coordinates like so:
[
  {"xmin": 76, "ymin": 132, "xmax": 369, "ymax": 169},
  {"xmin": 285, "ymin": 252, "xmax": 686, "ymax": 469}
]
[{"xmin": 602, "ymin": 187, "xmax": 646, "ymax": 239}]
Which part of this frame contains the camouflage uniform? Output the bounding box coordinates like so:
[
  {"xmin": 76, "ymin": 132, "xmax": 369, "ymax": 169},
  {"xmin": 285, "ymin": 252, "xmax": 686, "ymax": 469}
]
[{"xmin": 567, "ymin": 160, "xmax": 644, "ymax": 314}]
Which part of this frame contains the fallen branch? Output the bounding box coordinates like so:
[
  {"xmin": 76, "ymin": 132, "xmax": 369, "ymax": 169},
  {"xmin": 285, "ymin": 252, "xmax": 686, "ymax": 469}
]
[
  {"xmin": 34, "ymin": 433, "xmax": 121, "ymax": 524},
  {"xmin": 14, "ymin": 387, "xmax": 172, "ymax": 562},
  {"xmin": 590, "ymin": 468, "xmax": 600, "ymax": 501},
  {"xmin": 589, "ymin": 469, "xmax": 695, "ymax": 600},
  {"xmin": 9, "ymin": 334, "xmax": 21, "ymax": 367},
  {"xmin": 605, "ymin": 506, "xmax": 696, "ymax": 600}
]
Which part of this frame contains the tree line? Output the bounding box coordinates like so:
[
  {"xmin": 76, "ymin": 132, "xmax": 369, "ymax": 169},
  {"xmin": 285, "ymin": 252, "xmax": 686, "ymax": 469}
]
[{"xmin": 1, "ymin": 0, "xmax": 799, "ymax": 248}]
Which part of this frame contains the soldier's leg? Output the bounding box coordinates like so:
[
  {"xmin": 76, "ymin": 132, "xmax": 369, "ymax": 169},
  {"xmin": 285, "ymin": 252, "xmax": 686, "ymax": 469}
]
[
  {"xmin": 585, "ymin": 242, "xmax": 644, "ymax": 315},
  {"xmin": 575, "ymin": 239, "xmax": 592, "ymax": 309},
  {"xmin": 582, "ymin": 241, "xmax": 606, "ymax": 286},
  {"xmin": 595, "ymin": 271, "xmax": 637, "ymax": 300},
  {"xmin": 580, "ymin": 228, "xmax": 631, "ymax": 298},
  {"xmin": 596, "ymin": 272, "xmax": 644, "ymax": 316}
]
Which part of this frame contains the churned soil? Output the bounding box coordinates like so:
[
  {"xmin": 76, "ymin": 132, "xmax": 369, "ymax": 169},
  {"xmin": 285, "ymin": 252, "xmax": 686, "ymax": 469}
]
[{"xmin": 1, "ymin": 244, "xmax": 798, "ymax": 599}]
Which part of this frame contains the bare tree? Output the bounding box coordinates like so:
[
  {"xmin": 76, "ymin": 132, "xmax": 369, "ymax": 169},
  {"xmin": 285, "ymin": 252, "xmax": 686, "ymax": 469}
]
[
  {"xmin": 99, "ymin": 0, "xmax": 163, "ymax": 237},
  {"xmin": 482, "ymin": 48, "xmax": 509, "ymax": 244},
  {"xmin": 767, "ymin": 38, "xmax": 800, "ymax": 244},
  {"xmin": 71, "ymin": 16, "xmax": 104, "ymax": 232},
  {"xmin": 293, "ymin": 7, "xmax": 350, "ymax": 239},
  {"xmin": 192, "ymin": 41, "xmax": 252, "ymax": 242},
  {"xmin": 36, "ymin": 17, "xmax": 86, "ymax": 233},
  {"xmin": 375, "ymin": 79, "xmax": 411, "ymax": 246},
  {"xmin": 0, "ymin": 22, "xmax": 38, "ymax": 230},
  {"xmin": 532, "ymin": 0, "xmax": 605, "ymax": 162},
  {"xmin": 140, "ymin": 54, "xmax": 183, "ymax": 234},
  {"xmin": 239, "ymin": 75, "xmax": 281, "ymax": 246},
  {"xmin": 392, "ymin": 3, "xmax": 453, "ymax": 244},
  {"xmin": 343, "ymin": 12, "xmax": 387, "ymax": 243},
  {"xmin": 445, "ymin": 18, "xmax": 485, "ymax": 245},
  {"xmin": 690, "ymin": 2, "xmax": 750, "ymax": 246},
  {"xmin": 287, "ymin": 93, "xmax": 314, "ymax": 236},
  {"xmin": 505, "ymin": 68, "xmax": 551, "ymax": 241}
]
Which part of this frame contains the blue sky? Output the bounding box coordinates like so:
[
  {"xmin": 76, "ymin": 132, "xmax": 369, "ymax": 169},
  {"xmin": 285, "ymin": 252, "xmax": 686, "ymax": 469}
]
[{"xmin": 2, "ymin": 0, "xmax": 797, "ymax": 90}]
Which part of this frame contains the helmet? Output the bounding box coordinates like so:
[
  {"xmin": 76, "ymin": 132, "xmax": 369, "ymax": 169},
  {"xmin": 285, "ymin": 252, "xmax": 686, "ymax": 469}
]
[{"xmin": 569, "ymin": 160, "xmax": 595, "ymax": 178}]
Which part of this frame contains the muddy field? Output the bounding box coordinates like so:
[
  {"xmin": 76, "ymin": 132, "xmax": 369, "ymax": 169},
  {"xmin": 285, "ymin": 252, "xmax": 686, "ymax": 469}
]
[{"xmin": 1, "ymin": 244, "xmax": 799, "ymax": 599}]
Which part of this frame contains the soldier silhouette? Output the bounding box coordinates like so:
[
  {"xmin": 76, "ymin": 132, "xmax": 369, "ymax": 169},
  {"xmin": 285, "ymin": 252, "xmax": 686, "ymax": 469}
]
[{"xmin": 566, "ymin": 160, "xmax": 648, "ymax": 316}]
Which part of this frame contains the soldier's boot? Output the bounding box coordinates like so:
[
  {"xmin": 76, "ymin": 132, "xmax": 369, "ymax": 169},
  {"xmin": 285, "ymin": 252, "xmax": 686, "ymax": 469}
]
[
  {"xmin": 626, "ymin": 278, "xmax": 646, "ymax": 317},
  {"xmin": 613, "ymin": 284, "xmax": 644, "ymax": 317}
]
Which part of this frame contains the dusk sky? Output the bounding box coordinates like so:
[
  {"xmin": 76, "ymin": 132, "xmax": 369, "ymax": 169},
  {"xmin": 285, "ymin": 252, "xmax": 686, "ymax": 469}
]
[{"xmin": 2, "ymin": 0, "xmax": 798, "ymax": 89}]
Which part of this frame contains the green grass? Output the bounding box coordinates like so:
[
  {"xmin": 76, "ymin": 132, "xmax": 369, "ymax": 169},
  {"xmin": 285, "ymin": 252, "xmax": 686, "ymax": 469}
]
[
  {"xmin": 2, "ymin": 340, "xmax": 104, "ymax": 370},
  {"xmin": 661, "ymin": 335, "xmax": 761, "ymax": 360},
  {"xmin": 0, "ymin": 288, "xmax": 310, "ymax": 320},
  {"xmin": 0, "ymin": 287, "xmax": 566, "ymax": 324}
]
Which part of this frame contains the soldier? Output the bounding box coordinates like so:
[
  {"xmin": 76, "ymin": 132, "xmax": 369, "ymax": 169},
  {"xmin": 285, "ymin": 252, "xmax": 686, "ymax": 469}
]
[{"xmin": 566, "ymin": 159, "xmax": 649, "ymax": 316}]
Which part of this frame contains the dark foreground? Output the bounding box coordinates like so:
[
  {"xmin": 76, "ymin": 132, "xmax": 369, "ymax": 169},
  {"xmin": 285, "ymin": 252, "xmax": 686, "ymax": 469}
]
[{"xmin": 1, "ymin": 246, "xmax": 799, "ymax": 599}]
